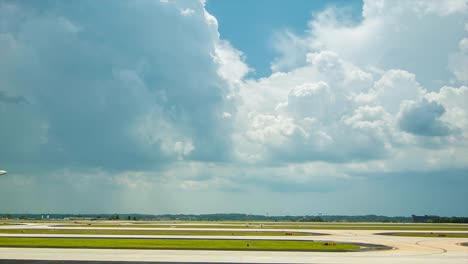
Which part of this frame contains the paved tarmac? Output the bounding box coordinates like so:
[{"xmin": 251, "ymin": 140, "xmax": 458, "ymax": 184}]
[
  {"xmin": 0, "ymin": 224, "xmax": 467, "ymax": 263},
  {"xmin": 0, "ymin": 261, "xmax": 285, "ymax": 264}
]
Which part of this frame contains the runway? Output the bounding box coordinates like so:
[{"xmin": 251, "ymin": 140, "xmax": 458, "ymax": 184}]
[{"xmin": 0, "ymin": 224, "xmax": 467, "ymax": 263}]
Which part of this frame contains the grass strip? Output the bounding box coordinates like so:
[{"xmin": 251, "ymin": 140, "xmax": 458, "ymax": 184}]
[
  {"xmin": 0, "ymin": 229, "xmax": 317, "ymax": 236},
  {"xmin": 57, "ymin": 224, "xmax": 468, "ymax": 231},
  {"xmin": 0, "ymin": 237, "xmax": 358, "ymax": 251}
]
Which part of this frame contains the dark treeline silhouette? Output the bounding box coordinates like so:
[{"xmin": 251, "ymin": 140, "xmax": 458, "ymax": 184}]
[
  {"xmin": 412, "ymin": 214, "xmax": 468, "ymax": 223},
  {"xmin": 2, "ymin": 213, "xmax": 467, "ymax": 223}
]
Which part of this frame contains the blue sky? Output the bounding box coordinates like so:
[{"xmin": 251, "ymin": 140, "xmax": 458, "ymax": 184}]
[
  {"xmin": 206, "ymin": 0, "xmax": 363, "ymax": 77},
  {"xmin": 0, "ymin": 0, "xmax": 467, "ymax": 216}
]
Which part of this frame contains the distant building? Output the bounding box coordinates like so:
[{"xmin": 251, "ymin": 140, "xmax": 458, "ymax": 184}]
[{"xmin": 412, "ymin": 215, "xmax": 440, "ymax": 223}]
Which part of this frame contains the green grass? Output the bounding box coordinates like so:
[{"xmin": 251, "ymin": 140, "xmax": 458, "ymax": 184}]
[
  {"xmin": 0, "ymin": 229, "xmax": 317, "ymax": 236},
  {"xmin": 378, "ymin": 232, "xmax": 468, "ymax": 238},
  {"xmin": 4, "ymin": 220, "xmax": 468, "ymax": 231},
  {"xmin": 57, "ymin": 223, "xmax": 468, "ymax": 231},
  {"xmin": 0, "ymin": 237, "xmax": 358, "ymax": 251}
]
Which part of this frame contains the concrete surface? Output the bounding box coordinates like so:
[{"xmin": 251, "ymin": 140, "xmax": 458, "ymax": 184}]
[{"xmin": 0, "ymin": 223, "xmax": 466, "ymax": 263}]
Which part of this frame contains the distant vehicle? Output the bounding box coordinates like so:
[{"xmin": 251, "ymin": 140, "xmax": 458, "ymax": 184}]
[{"xmin": 0, "ymin": 170, "xmax": 6, "ymax": 175}]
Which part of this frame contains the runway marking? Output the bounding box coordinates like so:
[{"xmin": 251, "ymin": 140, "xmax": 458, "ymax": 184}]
[{"xmin": 415, "ymin": 239, "xmax": 447, "ymax": 255}]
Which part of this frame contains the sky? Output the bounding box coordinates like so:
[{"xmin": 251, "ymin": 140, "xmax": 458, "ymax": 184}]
[
  {"xmin": 0, "ymin": 0, "xmax": 467, "ymax": 216},
  {"xmin": 205, "ymin": 0, "xmax": 363, "ymax": 78}
]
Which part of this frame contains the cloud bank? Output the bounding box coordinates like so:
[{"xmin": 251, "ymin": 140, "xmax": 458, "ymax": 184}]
[{"xmin": 0, "ymin": 0, "xmax": 467, "ymax": 215}]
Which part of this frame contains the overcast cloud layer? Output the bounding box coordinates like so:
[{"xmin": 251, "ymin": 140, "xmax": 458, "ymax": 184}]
[{"xmin": 0, "ymin": 0, "xmax": 467, "ymax": 216}]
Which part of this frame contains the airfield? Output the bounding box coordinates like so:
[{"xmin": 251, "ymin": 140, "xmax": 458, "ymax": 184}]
[{"xmin": 0, "ymin": 220, "xmax": 467, "ymax": 263}]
